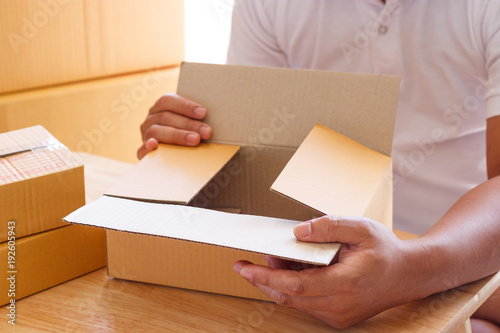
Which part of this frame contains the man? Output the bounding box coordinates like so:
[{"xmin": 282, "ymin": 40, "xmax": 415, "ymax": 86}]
[{"xmin": 138, "ymin": 0, "xmax": 500, "ymax": 330}]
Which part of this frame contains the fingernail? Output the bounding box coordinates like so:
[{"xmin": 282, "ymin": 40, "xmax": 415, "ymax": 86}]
[
  {"xmin": 233, "ymin": 262, "xmax": 242, "ymax": 273},
  {"xmin": 194, "ymin": 107, "xmax": 206, "ymax": 118},
  {"xmin": 186, "ymin": 133, "xmax": 199, "ymax": 145},
  {"xmin": 295, "ymin": 221, "xmax": 312, "ymax": 238},
  {"xmin": 240, "ymin": 269, "xmax": 253, "ymax": 282},
  {"xmin": 146, "ymin": 138, "xmax": 157, "ymax": 149},
  {"xmin": 199, "ymin": 125, "xmax": 212, "ymax": 139}
]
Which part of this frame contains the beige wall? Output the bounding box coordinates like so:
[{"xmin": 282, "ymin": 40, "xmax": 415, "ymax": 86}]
[{"xmin": 0, "ymin": 0, "xmax": 184, "ymax": 163}]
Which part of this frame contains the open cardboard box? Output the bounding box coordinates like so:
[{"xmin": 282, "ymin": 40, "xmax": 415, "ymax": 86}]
[{"xmin": 64, "ymin": 62, "xmax": 400, "ymax": 300}]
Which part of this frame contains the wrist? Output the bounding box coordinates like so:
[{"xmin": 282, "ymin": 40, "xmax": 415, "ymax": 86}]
[{"xmin": 398, "ymin": 236, "xmax": 453, "ymax": 300}]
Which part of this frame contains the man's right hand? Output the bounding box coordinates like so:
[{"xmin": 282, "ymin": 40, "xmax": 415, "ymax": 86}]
[{"xmin": 137, "ymin": 93, "xmax": 212, "ymax": 159}]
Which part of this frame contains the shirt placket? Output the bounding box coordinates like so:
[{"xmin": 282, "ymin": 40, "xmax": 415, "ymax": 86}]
[{"xmin": 354, "ymin": 0, "xmax": 402, "ymax": 76}]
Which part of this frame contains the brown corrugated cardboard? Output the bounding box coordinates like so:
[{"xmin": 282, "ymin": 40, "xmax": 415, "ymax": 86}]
[
  {"xmin": 106, "ymin": 230, "xmax": 270, "ymax": 301},
  {"xmin": 0, "ymin": 68, "xmax": 180, "ymax": 164},
  {"xmin": 65, "ymin": 195, "xmax": 340, "ymax": 265},
  {"xmin": 65, "ymin": 141, "xmax": 340, "ymax": 265},
  {"xmin": 271, "ymin": 124, "xmax": 393, "ymax": 227},
  {"xmin": 65, "ymin": 62, "xmax": 400, "ymax": 300},
  {"xmin": 0, "ymin": 126, "xmax": 84, "ymax": 242},
  {"xmin": 106, "ymin": 143, "xmax": 240, "ymax": 203},
  {"xmin": 177, "ymin": 61, "xmax": 398, "ymax": 222},
  {"xmin": 177, "ymin": 63, "xmax": 398, "ymax": 156},
  {"xmin": 0, "ymin": 224, "xmax": 105, "ymax": 306},
  {"xmin": 76, "ymin": 152, "xmax": 134, "ymax": 203},
  {"xmin": 0, "ymin": 0, "xmax": 184, "ymax": 94}
]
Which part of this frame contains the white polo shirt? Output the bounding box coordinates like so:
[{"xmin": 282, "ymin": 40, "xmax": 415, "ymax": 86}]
[{"xmin": 227, "ymin": 0, "xmax": 500, "ymax": 234}]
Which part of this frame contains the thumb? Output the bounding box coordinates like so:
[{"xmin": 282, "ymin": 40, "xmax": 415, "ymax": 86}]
[
  {"xmin": 293, "ymin": 215, "xmax": 374, "ymax": 245},
  {"xmin": 137, "ymin": 138, "xmax": 159, "ymax": 160}
]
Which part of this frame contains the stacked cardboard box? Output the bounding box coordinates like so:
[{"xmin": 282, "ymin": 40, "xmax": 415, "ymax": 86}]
[
  {"xmin": 0, "ymin": 126, "xmax": 105, "ymax": 306},
  {"xmin": 0, "ymin": 0, "xmax": 184, "ymax": 163}
]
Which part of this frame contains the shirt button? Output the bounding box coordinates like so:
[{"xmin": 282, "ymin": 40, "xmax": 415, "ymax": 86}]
[{"xmin": 378, "ymin": 25, "xmax": 388, "ymax": 35}]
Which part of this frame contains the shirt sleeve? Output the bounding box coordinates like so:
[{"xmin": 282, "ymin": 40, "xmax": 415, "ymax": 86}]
[
  {"xmin": 227, "ymin": 0, "xmax": 288, "ymax": 67},
  {"xmin": 483, "ymin": 0, "xmax": 500, "ymax": 119}
]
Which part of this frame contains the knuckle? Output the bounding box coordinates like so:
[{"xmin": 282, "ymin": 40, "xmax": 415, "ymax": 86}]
[
  {"xmin": 161, "ymin": 93, "xmax": 177, "ymax": 105},
  {"xmin": 140, "ymin": 117, "xmax": 152, "ymax": 134},
  {"xmin": 154, "ymin": 94, "xmax": 177, "ymax": 112},
  {"xmin": 357, "ymin": 217, "xmax": 377, "ymax": 237},
  {"xmin": 174, "ymin": 130, "xmax": 189, "ymax": 145},
  {"xmin": 284, "ymin": 277, "xmax": 305, "ymax": 296},
  {"xmin": 148, "ymin": 103, "xmax": 156, "ymax": 114},
  {"xmin": 186, "ymin": 119, "xmax": 202, "ymax": 132},
  {"xmin": 159, "ymin": 111, "xmax": 174, "ymax": 125},
  {"xmin": 180, "ymin": 100, "xmax": 193, "ymax": 116},
  {"xmin": 144, "ymin": 125, "xmax": 159, "ymax": 140},
  {"xmin": 357, "ymin": 222, "xmax": 372, "ymax": 236},
  {"xmin": 324, "ymin": 216, "xmax": 340, "ymax": 239},
  {"xmin": 271, "ymin": 290, "xmax": 294, "ymax": 307}
]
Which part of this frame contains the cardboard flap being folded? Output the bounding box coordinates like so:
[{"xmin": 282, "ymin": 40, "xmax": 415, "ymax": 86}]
[
  {"xmin": 271, "ymin": 124, "xmax": 392, "ymax": 221},
  {"xmin": 106, "ymin": 143, "xmax": 239, "ymax": 204},
  {"xmin": 64, "ymin": 196, "xmax": 340, "ymax": 265}
]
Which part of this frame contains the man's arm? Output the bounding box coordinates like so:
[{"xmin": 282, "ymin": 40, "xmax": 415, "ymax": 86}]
[
  {"xmin": 487, "ymin": 116, "xmax": 500, "ymax": 179},
  {"xmin": 234, "ymin": 116, "xmax": 500, "ymax": 329}
]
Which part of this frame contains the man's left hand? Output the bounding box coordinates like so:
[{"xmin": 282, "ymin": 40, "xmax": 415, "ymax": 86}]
[{"xmin": 234, "ymin": 216, "xmax": 426, "ymax": 329}]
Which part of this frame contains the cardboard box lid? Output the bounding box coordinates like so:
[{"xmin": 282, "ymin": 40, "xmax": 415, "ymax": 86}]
[
  {"xmin": 0, "ymin": 126, "xmax": 82, "ymax": 185},
  {"xmin": 271, "ymin": 124, "xmax": 392, "ymax": 218},
  {"xmin": 64, "ymin": 196, "xmax": 340, "ymax": 265},
  {"xmin": 106, "ymin": 143, "xmax": 240, "ymax": 204}
]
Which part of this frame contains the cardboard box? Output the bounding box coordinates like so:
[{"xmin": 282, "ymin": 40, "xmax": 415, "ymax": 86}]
[
  {"xmin": 0, "ymin": 125, "xmax": 84, "ymax": 242},
  {"xmin": 65, "ymin": 62, "xmax": 400, "ymax": 300},
  {"xmin": 0, "ymin": 224, "xmax": 105, "ymax": 306},
  {"xmin": 106, "ymin": 230, "xmax": 269, "ymax": 300},
  {"xmin": 0, "ymin": 0, "xmax": 184, "ymax": 94},
  {"xmin": 0, "ymin": 67, "xmax": 180, "ymax": 164},
  {"xmin": 271, "ymin": 124, "xmax": 393, "ymax": 225}
]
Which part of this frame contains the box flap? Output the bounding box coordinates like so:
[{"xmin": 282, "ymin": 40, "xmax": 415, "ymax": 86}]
[
  {"xmin": 64, "ymin": 196, "xmax": 340, "ymax": 266},
  {"xmin": 177, "ymin": 62, "xmax": 399, "ymax": 156},
  {"xmin": 362, "ymin": 161, "xmax": 393, "ymax": 227},
  {"xmin": 106, "ymin": 143, "xmax": 240, "ymax": 204},
  {"xmin": 271, "ymin": 124, "xmax": 392, "ymax": 218}
]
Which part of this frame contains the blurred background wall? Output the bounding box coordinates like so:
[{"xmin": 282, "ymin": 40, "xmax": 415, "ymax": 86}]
[{"xmin": 0, "ymin": 0, "xmax": 233, "ymax": 163}]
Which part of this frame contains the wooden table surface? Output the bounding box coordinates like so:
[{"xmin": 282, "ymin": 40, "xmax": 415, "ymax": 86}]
[{"xmin": 1, "ymin": 153, "xmax": 499, "ymax": 332}]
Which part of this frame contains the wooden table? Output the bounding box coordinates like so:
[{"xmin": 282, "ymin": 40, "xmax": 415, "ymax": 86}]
[{"xmin": 1, "ymin": 153, "xmax": 499, "ymax": 332}]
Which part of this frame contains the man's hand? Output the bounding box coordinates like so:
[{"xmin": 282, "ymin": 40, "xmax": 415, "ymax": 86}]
[
  {"xmin": 234, "ymin": 216, "xmax": 427, "ymax": 329},
  {"xmin": 137, "ymin": 93, "xmax": 213, "ymax": 159}
]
